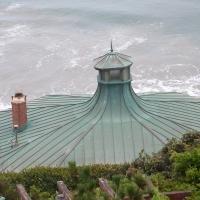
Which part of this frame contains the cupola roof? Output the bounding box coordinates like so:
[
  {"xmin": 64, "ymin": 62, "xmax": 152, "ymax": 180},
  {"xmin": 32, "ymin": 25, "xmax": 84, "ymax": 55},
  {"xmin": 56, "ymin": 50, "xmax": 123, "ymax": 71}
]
[{"xmin": 94, "ymin": 43, "xmax": 133, "ymax": 70}]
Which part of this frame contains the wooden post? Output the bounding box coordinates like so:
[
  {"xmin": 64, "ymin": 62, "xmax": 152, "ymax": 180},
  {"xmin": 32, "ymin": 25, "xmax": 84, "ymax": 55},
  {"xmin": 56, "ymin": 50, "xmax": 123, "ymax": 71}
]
[
  {"xmin": 98, "ymin": 178, "xmax": 115, "ymax": 199},
  {"xmin": 57, "ymin": 181, "xmax": 73, "ymax": 200},
  {"xmin": 16, "ymin": 184, "xmax": 31, "ymax": 200}
]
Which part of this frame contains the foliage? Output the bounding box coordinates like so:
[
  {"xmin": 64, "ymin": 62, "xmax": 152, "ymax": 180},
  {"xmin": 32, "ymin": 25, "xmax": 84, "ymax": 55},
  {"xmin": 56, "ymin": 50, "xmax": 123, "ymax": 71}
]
[
  {"xmin": 171, "ymin": 146, "xmax": 200, "ymax": 184},
  {"xmin": 30, "ymin": 185, "xmax": 54, "ymax": 200},
  {"xmin": 0, "ymin": 162, "xmax": 129, "ymax": 197},
  {"xmin": 0, "ymin": 175, "xmax": 18, "ymax": 200},
  {"xmin": 133, "ymin": 132, "xmax": 200, "ymax": 199},
  {"xmin": 74, "ymin": 166, "xmax": 98, "ymax": 200},
  {"xmin": 108, "ymin": 169, "xmax": 148, "ymax": 200},
  {"xmin": 117, "ymin": 177, "xmax": 142, "ymax": 200},
  {"xmin": 151, "ymin": 173, "xmax": 194, "ymax": 192},
  {"xmin": 0, "ymin": 162, "xmax": 128, "ymax": 200},
  {"xmin": 152, "ymin": 188, "xmax": 169, "ymax": 200},
  {"xmin": 134, "ymin": 131, "xmax": 200, "ymax": 176}
]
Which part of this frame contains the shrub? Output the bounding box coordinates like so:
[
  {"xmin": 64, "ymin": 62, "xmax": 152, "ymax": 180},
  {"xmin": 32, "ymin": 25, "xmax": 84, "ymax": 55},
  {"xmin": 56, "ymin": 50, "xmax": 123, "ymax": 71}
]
[
  {"xmin": 30, "ymin": 185, "xmax": 54, "ymax": 200},
  {"xmin": 171, "ymin": 146, "xmax": 200, "ymax": 182},
  {"xmin": 0, "ymin": 163, "xmax": 129, "ymax": 196},
  {"xmin": 118, "ymin": 178, "xmax": 141, "ymax": 200},
  {"xmin": 152, "ymin": 188, "xmax": 169, "ymax": 200},
  {"xmin": 134, "ymin": 132, "xmax": 200, "ymax": 176}
]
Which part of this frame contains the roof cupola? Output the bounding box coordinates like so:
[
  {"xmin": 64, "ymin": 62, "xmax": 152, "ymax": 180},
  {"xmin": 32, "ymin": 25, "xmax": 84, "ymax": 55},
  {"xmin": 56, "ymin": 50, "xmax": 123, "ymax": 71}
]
[{"xmin": 94, "ymin": 42, "xmax": 133, "ymax": 84}]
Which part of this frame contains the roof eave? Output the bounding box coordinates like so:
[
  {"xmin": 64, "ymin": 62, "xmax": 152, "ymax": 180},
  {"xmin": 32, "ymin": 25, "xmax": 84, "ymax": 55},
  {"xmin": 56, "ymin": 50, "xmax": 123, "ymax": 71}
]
[{"xmin": 94, "ymin": 64, "xmax": 132, "ymax": 71}]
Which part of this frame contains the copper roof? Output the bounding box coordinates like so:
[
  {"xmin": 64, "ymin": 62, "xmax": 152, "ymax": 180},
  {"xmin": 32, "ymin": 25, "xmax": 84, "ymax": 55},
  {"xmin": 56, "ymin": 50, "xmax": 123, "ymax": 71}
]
[
  {"xmin": 1, "ymin": 50, "xmax": 200, "ymax": 172},
  {"xmin": 94, "ymin": 51, "xmax": 133, "ymax": 70}
]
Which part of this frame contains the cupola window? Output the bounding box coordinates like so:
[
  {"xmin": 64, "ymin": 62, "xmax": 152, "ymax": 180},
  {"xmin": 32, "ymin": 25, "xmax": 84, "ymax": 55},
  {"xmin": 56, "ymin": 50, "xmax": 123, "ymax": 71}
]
[{"xmin": 109, "ymin": 69, "xmax": 121, "ymax": 81}]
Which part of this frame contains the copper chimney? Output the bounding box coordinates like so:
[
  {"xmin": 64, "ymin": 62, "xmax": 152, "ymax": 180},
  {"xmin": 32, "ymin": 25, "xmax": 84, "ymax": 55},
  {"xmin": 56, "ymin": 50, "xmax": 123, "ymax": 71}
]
[{"xmin": 11, "ymin": 92, "xmax": 27, "ymax": 131}]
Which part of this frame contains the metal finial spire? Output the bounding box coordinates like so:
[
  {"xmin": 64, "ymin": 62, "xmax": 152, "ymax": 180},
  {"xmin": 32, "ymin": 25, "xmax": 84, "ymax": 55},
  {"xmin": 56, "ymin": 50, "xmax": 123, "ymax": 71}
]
[{"xmin": 110, "ymin": 40, "xmax": 113, "ymax": 52}]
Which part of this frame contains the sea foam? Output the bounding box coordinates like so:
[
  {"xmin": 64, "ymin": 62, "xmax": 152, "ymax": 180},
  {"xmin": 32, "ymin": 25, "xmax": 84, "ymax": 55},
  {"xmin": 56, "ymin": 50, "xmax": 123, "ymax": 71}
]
[
  {"xmin": 0, "ymin": 24, "xmax": 30, "ymax": 57},
  {"xmin": 0, "ymin": 102, "xmax": 10, "ymax": 111},
  {"xmin": 4, "ymin": 24, "xmax": 30, "ymax": 38},
  {"xmin": 117, "ymin": 37, "xmax": 147, "ymax": 51},
  {"xmin": 5, "ymin": 3, "xmax": 23, "ymax": 11}
]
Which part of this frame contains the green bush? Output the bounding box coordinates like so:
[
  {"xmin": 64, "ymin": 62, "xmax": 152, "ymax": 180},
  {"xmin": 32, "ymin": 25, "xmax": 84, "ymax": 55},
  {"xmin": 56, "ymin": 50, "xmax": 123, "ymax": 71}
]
[
  {"xmin": 151, "ymin": 173, "xmax": 195, "ymax": 192},
  {"xmin": 74, "ymin": 166, "xmax": 97, "ymax": 200},
  {"xmin": 133, "ymin": 172, "xmax": 146, "ymax": 189},
  {"xmin": 118, "ymin": 178, "xmax": 141, "ymax": 200},
  {"xmin": 152, "ymin": 188, "xmax": 169, "ymax": 200},
  {"xmin": 134, "ymin": 132, "xmax": 200, "ymax": 176},
  {"xmin": 0, "ymin": 162, "xmax": 129, "ymax": 196},
  {"xmin": 108, "ymin": 169, "xmax": 149, "ymax": 200},
  {"xmin": 30, "ymin": 185, "xmax": 54, "ymax": 200},
  {"xmin": 171, "ymin": 146, "xmax": 200, "ymax": 183}
]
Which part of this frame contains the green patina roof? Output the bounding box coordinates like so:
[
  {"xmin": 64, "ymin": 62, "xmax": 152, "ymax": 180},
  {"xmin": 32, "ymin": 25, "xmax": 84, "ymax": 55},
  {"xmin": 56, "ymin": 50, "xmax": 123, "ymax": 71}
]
[
  {"xmin": 1, "ymin": 50, "xmax": 200, "ymax": 172},
  {"xmin": 1, "ymin": 85, "xmax": 200, "ymax": 172},
  {"xmin": 94, "ymin": 51, "xmax": 133, "ymax": 70}
]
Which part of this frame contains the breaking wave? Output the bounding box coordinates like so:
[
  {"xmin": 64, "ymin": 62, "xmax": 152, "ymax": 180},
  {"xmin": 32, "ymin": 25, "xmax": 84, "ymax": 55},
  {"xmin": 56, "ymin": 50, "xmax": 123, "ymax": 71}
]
[
  {"xmin": 5, "ymin": 3, "xmax": 24, "ymax": 11},
  {"xmin": 133, "ymin": 77, "xmax": 200, "ymax": 97},
  {"xmin": 117, "ymin": 37, "xmax": 147, "ymax": 51},
  {"xmin": 0, "ymin": 24, "xmax": 30, "ymax": 57},
  {"xmin": 3, "ymin": 24, "xmax": 30, "ymax": 39},
  {"xmin": 0, "ymin": 102, "xmax": 10, "ymax": 111}
]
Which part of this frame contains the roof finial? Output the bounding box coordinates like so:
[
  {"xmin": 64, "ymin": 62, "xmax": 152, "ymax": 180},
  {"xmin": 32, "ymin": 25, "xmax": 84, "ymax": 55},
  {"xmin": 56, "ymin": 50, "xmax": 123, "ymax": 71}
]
[{"xmin": 110, "ymin": 40, "xmax": 113, "ymax": 52}]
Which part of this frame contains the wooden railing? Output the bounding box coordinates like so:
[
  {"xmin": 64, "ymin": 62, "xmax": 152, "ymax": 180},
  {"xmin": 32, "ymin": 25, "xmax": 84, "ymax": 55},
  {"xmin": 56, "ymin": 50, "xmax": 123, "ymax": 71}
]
[{"xmin": 14, "ymin": 179, "xmax": 191, "ymax": 200}]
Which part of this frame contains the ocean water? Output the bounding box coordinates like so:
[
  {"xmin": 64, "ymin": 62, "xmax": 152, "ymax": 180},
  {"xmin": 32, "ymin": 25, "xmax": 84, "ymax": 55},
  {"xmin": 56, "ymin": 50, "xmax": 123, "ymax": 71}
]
[{"xmin": 1, "ymin": 0, "xmax": 200, "ymax": 110}]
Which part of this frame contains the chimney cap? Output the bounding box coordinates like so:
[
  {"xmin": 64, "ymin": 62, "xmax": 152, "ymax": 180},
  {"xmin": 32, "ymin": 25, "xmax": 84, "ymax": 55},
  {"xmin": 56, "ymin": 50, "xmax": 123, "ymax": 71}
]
[
  {"xmin": 14, "ymin": 92, "xmax": 24, "ymax": 98},
  {"xmin": 12, "ymin": 92, "xmax": 26, "ymax": 103}
]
